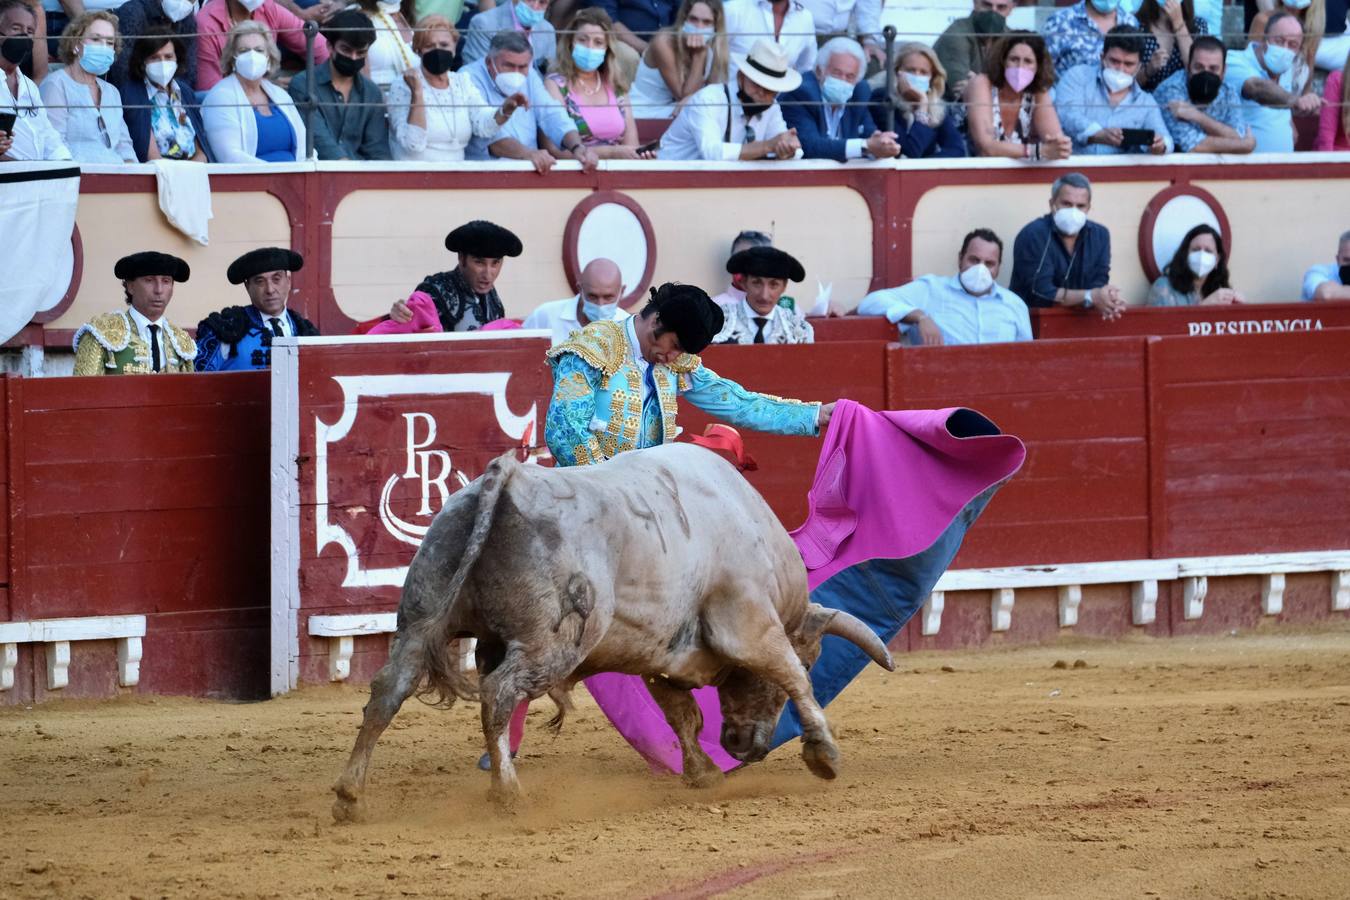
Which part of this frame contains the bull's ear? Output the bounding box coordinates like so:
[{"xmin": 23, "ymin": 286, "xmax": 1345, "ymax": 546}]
[{"xmin": 806, "ymin": 603, "xmax": 895, "ymax": 672}]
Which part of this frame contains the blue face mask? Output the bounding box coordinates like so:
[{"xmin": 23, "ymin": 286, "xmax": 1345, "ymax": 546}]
[
  {"xmin": 571, "ymin": 43, "xmax": 606, "ymax": 72},
  {"xmin": 902, "ymin": 72, "xmax": 931, "ymax": 94},
  {"xmin": 821, "ymin": 75, "xmax": 854, "ymax": 105},
  {"xmin": 1117, "ymin": 0, "xmax": 1143, "ymax": 14},
  {"xmin": 79, "ymin": 42, "xmax": 115, "ymax": 77},
  {"xmin": 1262, "ymin": 42, "xmax": 1296, "ymax": 75},
  {"xmin": 681, "ymin": 22, "xmax": 714, "ymax": 36},
  {"xmin": 514, "ymin": 1, "xmax": 545, "ymax": 27},
  {"xmin": 582, "ymin": 295, "xmax": 618, "ymax": 321},
  {"xmin": 1088, "ymin": 0, "xmax": 1118, "ymax": 13}
]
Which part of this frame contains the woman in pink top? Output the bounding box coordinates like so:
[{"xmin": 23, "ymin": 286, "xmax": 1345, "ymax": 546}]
[
  {"xmin": 543, "ymin": 8, "xmax": 653, "ymax": 158},
  {"xmin": 1315, "ymin": 59, "xmax": 1350, "ymax": 151}
]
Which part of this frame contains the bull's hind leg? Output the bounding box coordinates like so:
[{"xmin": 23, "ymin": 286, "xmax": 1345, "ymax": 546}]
[
  {"xmin": 643, "ymin": 676, "xmax": 724, "ymax": 789},
  {"xmin": 332, "ymin": 633, "xmax": 426, "ymax": 823}
]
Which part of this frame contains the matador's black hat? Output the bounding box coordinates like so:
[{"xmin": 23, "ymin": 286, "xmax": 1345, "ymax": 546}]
[
  {"xmin": 445, "ymin": 220, "xmax": 523, "ymax": 258},
  {"xmin": 227, "ymin": 247, "xmax": 304, "ymax": 284},
  {"xmin": 114, "ymin": 251, "xmax": 190, "ymax": 282}
]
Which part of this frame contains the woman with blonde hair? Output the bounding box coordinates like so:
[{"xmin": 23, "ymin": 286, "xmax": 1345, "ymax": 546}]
[
  {"xmin": 1315, "ymin": 50, "xmax": 1350, "ymax": 149},
  {"xmin": 871, "ymin": 41, "xmax": 966, "ymax": 158},
  {"xmin": 386, "ymin": 14, "xmax": 524, "ymax": 160},
  {"xmin": 963, "ymin": 30, "xmax": 1072, "ymax": 160},
  {"xmin": 201, "ymin": 20, "xmax": 307, "ymax": 162},
  {"xmin": 544, "ymin": 7, "xmax": 650, "ymax": 157},
  {"xmin": 629, "ymin": 0, "xmax": 729, "ymax": 118},
  {"xmin": 39, "ymin": 11, "xmax": 136, "ymax": 163}
]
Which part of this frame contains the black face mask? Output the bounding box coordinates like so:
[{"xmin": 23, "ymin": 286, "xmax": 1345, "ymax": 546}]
[
  {"xmin": 1340, "ymin": 263, "xmax": 1350, "ymax": 286},
  {"xmin": 331, "ymin": 51, "xmax": 364, "ymax": 78},
  {"xmin": 1186, "ymin": 70, "xmax": 1222, "ymax": 106},
  {"xmin": 422, "ymin": 48, "xmax": 455, "ymax": 76},
  {"xmin": 736, "ymin": 87, "xmax": 769, "ymax": 120},
  {"xmin": 1, "ymin": 34, "xmax": 33, "ymax": 67}
]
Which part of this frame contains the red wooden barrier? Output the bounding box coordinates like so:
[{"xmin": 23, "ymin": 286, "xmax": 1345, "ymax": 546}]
[
  {"xmin": 805, "ymin": 316, "xmax": 896, "ymax": 343},
  {"xmin": 885, "ymin": 337, "xmax": 1152, "ymax": 568},
  {"xmin": 1147, "ymin": 330, "xmax": 1350, "ymax": 558},
  {"xmin": 1031, "ymin": 302, "xmax": 1350, "ymax": 340}
]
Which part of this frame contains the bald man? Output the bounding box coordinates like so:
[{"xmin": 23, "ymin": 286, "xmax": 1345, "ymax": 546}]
[{"xmin": 522, "ymin": 258, "xmax": 630, "ymax": 345}]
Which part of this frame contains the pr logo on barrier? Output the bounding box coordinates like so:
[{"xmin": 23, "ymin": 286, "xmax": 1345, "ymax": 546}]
[{"xmin": 379, "ymin": 412, "xmax": 469, "ymax": 546}]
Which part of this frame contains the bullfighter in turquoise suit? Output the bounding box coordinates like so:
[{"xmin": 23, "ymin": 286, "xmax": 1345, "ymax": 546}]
[{"xmin": 544, "ymin": 282, "xmax": 832, "ymax": 465}]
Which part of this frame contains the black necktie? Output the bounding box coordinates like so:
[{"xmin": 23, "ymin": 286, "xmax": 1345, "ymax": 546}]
[
  {"xmin": 148, "ymin": 324, "xmax": 161, "ymax": 372},
  {"xmin": 269, "ymin": 316, "xmax": 284, "ymax": 337},
  {"xmin": 753, "ymin": 317, "xmax": 768, "ymax": 344}
]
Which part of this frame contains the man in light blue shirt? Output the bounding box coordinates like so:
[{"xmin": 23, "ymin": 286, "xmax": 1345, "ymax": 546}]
[
  {"xmin": 462, "ymin": 0, "xmax": 557, "ymax": 69},
  {"xmin": 856, "ymin": 228, "xmax": 1032, "ymax": 346},
  {"xmin": 1055, "ymin": 25, "xmax": 1172, "ymax": 155},
  {"xmin": 1302, "ymin": 230, "xmax": 1350, "ymax": 302},
  {"xmin": 462, "ymin": 31, "xmax": 597, "ymax": 172},
  {"xmin": 1224, "ymin": 13, "xmax": 1320, "ymax": 154}
]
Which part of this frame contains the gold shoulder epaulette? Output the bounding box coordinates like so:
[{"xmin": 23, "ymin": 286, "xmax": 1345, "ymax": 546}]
[
  {"xmin": 71, "ymin": 310, "xmax": 132, "ymax": 354},
  {"xmin": 546, "ymin": 319, "xmax": 628, "ymax": 376}
]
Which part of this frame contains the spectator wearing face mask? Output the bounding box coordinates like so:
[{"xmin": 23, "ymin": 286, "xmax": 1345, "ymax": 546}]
[
  {"xmin": 1010, "ymin": 172, "xmax": 1127, "ymax": 320},
  {"xmin": 934, "ymin": 1, "xmax": 1010, "ymax": 102},
  {"xmin": 121, "ymin": 27, "xmax": 212, "ymax": 161},
  {"xmin": 288, "ymin": 11, "xmax": 392, "ymax": 160},
  {"xmin": 40, "ymin": 11, "xmax": 137, "ymax": 162},
  {"xmin": 387, "ymin": 15, "xmax": 522, "ymax": 160},
  {"xmin": 712, "ymin": 246, "xmax": 814, "ymax": 344},
  {"xmin": 1147, "ymin": 224, "xmax": 1243, "ymax": 306},
  {"xmin": 108, "ymin": 0, "xmax": 197, "ymax": 87},
  {"xmin": 857, "ymin": 229, "xmax": 1030, "ymax": 347},
  {"xmin": 1302, "ymin": 230, "xmax": 1350, "ymax": 301},
  {"xmin": 711, "ymin": 229, "xmax": 772, "ymax": 308},
  {"xmin": 963, "ymin": 31, "xmax": 1072, "ymax": 161},
  {"xmin": 1055, "ymin": 25, "xmax": 1171, "ymax": 155},
  {"xmin": 195, "ymin": 0, "xmax": 330, "ymax": 91},
  {"xmin": 1248, "ymin": 0, "xmax": 1327, "ymax": 80},
  {"xmin": 870, "ymin": 42, "xmax": 965, "ymax": 159},
  {"xmin": 1226, "ymin": 12, "xmax": 1320, "ymax": 154},
  {"xmin": 545, "ymin": 8, "xmax": 649, "ymax": 158},
  {"xmin": 1154, "ymin": 35, "xmax": 1253, "ymax": 154},
  {"xmin": 201, "ymin": 20, "xmax": 307, "ymax": 161},
  {"xmin": 781, "ymin": 37, "xmax": 900, "ymax": 162},
  {"xmin": 462, "ymin": 30, "xmax": 598, "ymax": 171},
  {"xmin": 523, "ymin": 258, "xmax": 631, "ymax": 345},
  {"xmin": 350, "ymin": 0, "xmax": 417, "ymax": 94},
  {"xmin": 629, "ymin": 0, "xmax": 730, "ymax": 119},
  {"xmin": 1044, "ymin": 0, "xmax": 1141, "ymax": 77},
  {"xmin": 0, "ymin": 0, "xmax": 69, "ymax": 161},
  {"xmin": 462, "ymin": 0, "xmax": 555, "ymax": 69}
]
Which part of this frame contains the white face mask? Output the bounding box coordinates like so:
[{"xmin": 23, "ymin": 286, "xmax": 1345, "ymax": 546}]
[
  {"xmin": 1187, "ymin": 249, "xmax": 1218, "ymax": 278},
  {"xmin": 377, "ymin": 0, "xmax": 401, "ymax": 9},
  {"xmin": 958, "ymin": 262, "xmax": 995, "ymax": 295},
  {"xmin": 1100, "ymin": 65, "xmax": 1134, "ymax": 92},
  {"xmin": 238, "ymin": 0, "xmax": 266, "ymax": 12},
  {"xmin": 494, "ymin": 69, "xmax": 527, "ymax": 96},
  {"xmin": 1053, "ymin": 207, "xmax": 1088, "ymax": 236},
  {"xmin": 234, "ymin": 48, "xmax": 269, "ymax": 81},
  {"xmin": 161, "ymin": 0, "xmax": 195, "ymax": 21},
  {"xmin": 146, "ymin": 58, "xmax": 178, "ymax": 86}
]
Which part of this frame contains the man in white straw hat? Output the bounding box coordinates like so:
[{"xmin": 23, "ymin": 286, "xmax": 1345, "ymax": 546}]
[{"xmin": 658, "ymin": 38, "xmax": 804, "ymax": 160}]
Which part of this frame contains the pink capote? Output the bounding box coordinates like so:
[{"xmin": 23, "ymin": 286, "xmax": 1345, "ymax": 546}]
[
  {"xmin": 583, "ymin": 400, "xmax": 1027, "ymax": 773},
  {"xmin": 366, "ymin": 292, "xmax": 444, "ymax": 335}
]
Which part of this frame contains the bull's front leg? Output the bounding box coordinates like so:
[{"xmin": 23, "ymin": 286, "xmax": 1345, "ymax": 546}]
[
  {"xmin": 333, "ymin": 633, "xmax": 426, "ymax": 823},
  {"xmin": 643, "ymin": 676, "xmax": 724, "ymax": 789}
]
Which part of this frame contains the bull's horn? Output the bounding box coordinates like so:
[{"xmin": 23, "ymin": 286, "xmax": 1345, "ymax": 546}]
[{"xmin": 823, "ymin": 609, "xmax": 895, "ymax": 672}]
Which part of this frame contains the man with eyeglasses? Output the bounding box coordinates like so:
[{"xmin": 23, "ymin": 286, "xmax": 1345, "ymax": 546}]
[{"xmin": 0, "ymin": 0, "xmax": 71, "ymax": 161}]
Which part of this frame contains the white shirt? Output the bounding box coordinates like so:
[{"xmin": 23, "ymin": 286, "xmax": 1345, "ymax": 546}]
[
  {"xmin": 264, "ymin": 308, "xmax": 294, "ymax": 337},
  {"xmin": 797, "ymin": 0, "xmax": 881, "ymax": 41},
  {"xmin": 127, "ymin": 305, "xmax": 168, "ymax": 370},
  {"xmin": 386, "ymin": 68, "xmax": 501, "ymax": 162},
  {"xmin": 523, "ymin": 296, "xmax": 632, "ymax": 346},
  {"xmin": 1, "ymin": 68, "xmax": 73, "ymax": 162},
  {"xmin": 658, "ymin": 83, "xmax": 801, "ymax": 161},
  {"xmin": 823, "ymin": 102, "xmax": 865, "ymax": 159},
  {"xmin": 723, "ymin": 0, "xmax": 818, "ymax": 73},
  {"xmin": 857, "ymin": 274, "xmax": 1032, "ymax": 346}
]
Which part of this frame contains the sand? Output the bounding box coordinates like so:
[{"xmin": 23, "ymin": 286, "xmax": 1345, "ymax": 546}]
[{"xmin": 3, "ymin": 626, "xmax": 1350, "ymax": 900}]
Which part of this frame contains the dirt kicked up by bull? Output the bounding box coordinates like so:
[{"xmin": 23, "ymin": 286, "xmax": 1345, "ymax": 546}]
[{"xmin": 332, "ymin": 442, "xmax": 894, "ymax": 820}]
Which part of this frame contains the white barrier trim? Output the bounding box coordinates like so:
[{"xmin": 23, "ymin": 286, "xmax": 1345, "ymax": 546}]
[
  {"xmin": 0, "ymin": 615, "xmax": 146, "ymax": 691},
  {"xmin": 269, "ymin": 341, "xmax": 302, "ymax": 696}
]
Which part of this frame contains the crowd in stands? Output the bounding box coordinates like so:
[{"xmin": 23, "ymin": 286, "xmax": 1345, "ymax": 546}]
[
  {"xmin": 67, "ymin": 182, "xmax": 1349, "ymax": 377},
  {"xmin": 3, "ymin": 0, "xmax": 1348, "ymax": 162}
]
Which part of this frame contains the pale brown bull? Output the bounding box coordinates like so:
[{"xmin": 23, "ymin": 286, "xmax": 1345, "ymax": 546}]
[{"xmin": 332, "ymin": 442, "xmax": 893, "ymax": 820}]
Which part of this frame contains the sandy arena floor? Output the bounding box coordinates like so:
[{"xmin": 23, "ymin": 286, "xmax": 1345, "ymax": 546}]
[{"xmin": 3, "ymin": 627, "xmax": 1350, "ymax": 900}]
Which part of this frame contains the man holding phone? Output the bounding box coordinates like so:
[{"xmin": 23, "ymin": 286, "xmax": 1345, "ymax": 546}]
[
  {"xmin": 0, "ymin": 0, "xmax": 71, "ymax": 162},
  {"xmin": 1054, "ymin": 24, "xmax": 1172, "ymax": 156}
]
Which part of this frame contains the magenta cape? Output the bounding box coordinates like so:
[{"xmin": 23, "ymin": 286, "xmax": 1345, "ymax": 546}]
[{"xmin": 583, "ymin": 401, "xmax": 1027, "ymax": 773}]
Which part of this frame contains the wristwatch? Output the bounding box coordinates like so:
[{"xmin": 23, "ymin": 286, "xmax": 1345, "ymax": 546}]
[{"xmin": 1082, "ymin": 290, "xmax": 1095, "ymax": 311}]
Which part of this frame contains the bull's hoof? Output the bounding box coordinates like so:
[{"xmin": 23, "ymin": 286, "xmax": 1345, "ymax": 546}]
[
  {"xmin": 801, "ymin": 740, "xmax": 840, "ymax": 780},
  {"xmin": 682, "ymin": 765, "xmax": 725, "ymax": 790},
  {"xmin": 486, "ymin": 783, "xmax": 522, "ymax": 812},
  {"xmin": 331, "ymin": 795, "xmax": 366, "ymax": 824}
]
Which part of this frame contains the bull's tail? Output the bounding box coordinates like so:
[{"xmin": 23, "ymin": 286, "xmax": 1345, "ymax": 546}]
[{"xmin": 415, "ymin": 453, "xmax": 517, "ymax": 709}]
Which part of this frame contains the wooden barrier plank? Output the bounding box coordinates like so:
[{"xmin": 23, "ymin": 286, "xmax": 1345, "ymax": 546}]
[
  {"xmin": 24, "ymin": 455, "xmax": 267, "ymax": 514},
  {"xmin": 804, "ymin": 316, "xmax": 896, "ymax": 343},
  {"xmin": 1032, "ymin": 303, "xmax": 1350, "ymax": 341}
]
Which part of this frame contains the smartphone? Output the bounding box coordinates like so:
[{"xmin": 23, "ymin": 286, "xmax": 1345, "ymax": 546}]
[
  {"xmin": 636, "ymin": 139, "xmax": 660, "ymax": 154},
  {"xmin": 0, "ymin": 111, "xmax": 17, "ymax": 135},
  {"xmin": 1120, "ymin": 128, "xmax": 1154, "ymax": 149}
]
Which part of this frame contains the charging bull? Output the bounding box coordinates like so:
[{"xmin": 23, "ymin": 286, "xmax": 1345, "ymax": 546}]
[{"xmin": 332, "ymin": 442, "xmax": 893, "ymax": 820}]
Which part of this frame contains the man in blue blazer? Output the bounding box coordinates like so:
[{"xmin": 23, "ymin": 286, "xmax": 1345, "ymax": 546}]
[{"xmin": 781, "ymin": 37, "xmax": 900, "ymax": 162}]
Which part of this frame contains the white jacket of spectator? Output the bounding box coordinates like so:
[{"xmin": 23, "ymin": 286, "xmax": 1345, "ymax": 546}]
[
  {"xmin": 201, "ymin": 74, "xmax": 307, "ymax": 163},
  {"xmin": 385, "ymin": 67, "xmax": 501, "ymax": 161}
]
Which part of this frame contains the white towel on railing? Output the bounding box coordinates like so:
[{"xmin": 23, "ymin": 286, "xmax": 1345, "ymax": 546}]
[
  {"xmin": 0, "ymin": 161, "xmax": 80, "ymax": 343},
  {"xmin": 153, "ymin": 158, "xmax": 213, "ymax": 246}
]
